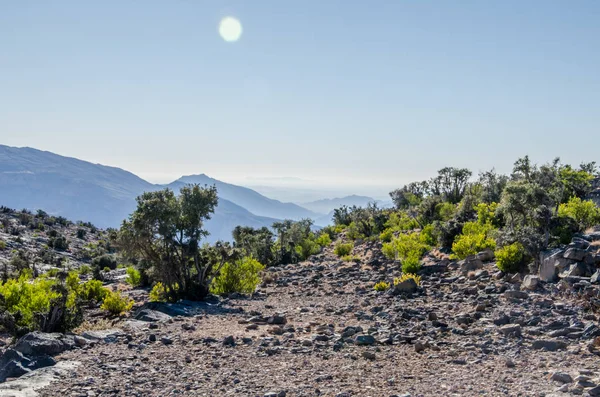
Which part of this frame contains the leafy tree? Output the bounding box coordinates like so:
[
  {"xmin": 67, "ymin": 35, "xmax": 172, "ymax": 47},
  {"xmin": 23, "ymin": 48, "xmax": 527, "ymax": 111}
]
[
  {"xmin": 558, "ymin": 197, "xmax": 600, "ymax": 231},
  {"xmin": 232, "ymin": 226, "xmax": 275, "ymax": 266},
  {"xmin": 478, "ymin": 168, "xmax": 508, "ymax": 204},
  {"xmin": 118, "ymin": 184, "xmax": 237, "ymax": 301}
]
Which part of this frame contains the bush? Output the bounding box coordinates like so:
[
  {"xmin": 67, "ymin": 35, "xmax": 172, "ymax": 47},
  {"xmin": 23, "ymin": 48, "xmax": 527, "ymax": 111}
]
[
  {"xmin": 76, "ymin": 229, "xmax": 86, "ymax": 240},
  {"xmin": 82, "ymin": 279, "xmax": 108, "ymax": 303},
  {"xmin": 100, "ymin": 290, "xmax": 133, "ymax": 315},
  {"xmin": 149, "ymin": 282, "xmax": 168, "ymax": 302},
  {"xmin": 379, "ymin": 228, "xmax": 394, "ymax": 243},
  {"xmin": 92, "ymin": 255, "xmax": 118, "ymax": 271},
  {"xmin": 78, "ymin": 265, "xmax": 91, "ymax": 275},
  {"xmin": 394, "ymin": 273, "xmax": 421, "ymax": 286},
  {"xmin": 374, "ymin": 281, "xmax": 390, "ymax": 291},
  {"xmin": 315, "ymin": 232, "xmax": 332, "ymax": 247},
  {"xmin": 125, "ymin": 267, "xmax": 142, "ymax": 287},
  {"xmin": 295, "ymin": 238, "xmax": 321, "ymax": 261},
  {"xmin": 0, "ymin": 241, "xmax": 6, "ymax": 250},
  {"xmin": 401, "ymin": 254, "xmax": 421, "ymax": 274},
  {"xmin": 495, "ymin": 242, "xmax": 525, "ymax": 273},
  {"xmin": 49, "ymin": 235, "xmax": 69, "ymax": 251},
  {"xmin": 0, "ymin": 273, "xmax": 59, "ymax": 327},
  {"xmin": 558, "ymin": 197, "xmax": 600, "ymax": 231},
  {"xmin": 382, "ymin": 232, "xmax": 429, "ymax": 262},
  {"xmin": 334, "ymin": 242, "xmax": 353, "ymax": 257},
  {"xmin": 419, "ymin": 224, "xmax": 437, "ymax": 246},
  {"xmin": 210, "ymin": 257, "xmax": 265, "ymax": 295},
  {"xmin": 341, "ymin": 254, "xmax": 361, "ymax": 262},
  {"xmin": 451, "ymin": 222, "xmax": 496, "ymax": 259}
]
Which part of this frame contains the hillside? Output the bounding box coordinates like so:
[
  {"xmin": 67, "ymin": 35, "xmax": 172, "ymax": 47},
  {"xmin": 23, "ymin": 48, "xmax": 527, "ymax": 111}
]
[{"xmin": 0, "ymin": 146, "xmax": 294, "ymax": 242}]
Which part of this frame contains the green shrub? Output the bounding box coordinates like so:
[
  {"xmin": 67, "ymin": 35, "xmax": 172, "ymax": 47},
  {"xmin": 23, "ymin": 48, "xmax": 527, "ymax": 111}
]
[
  {"xmin": 0, "ymin": 273, "xmax": 60, "ymax": 327},
  {"xmin": 341, "ymin": 254, "xmax": 361, "ymax": 262},
  {"xmin": 382, "ymin": 232, "xmax": 429, "ymax": 261},
  {"xmin": 210, "ymin": 257, "xmax": 265, "ymax": 295},
  {"xmin": 103, "ymin": 266, "xmax": 111, "ymax": 272},
  {"xmin": 395, "ymin": 273, "xmax": 421, "ymax": 286},
  {"xmin": 495, "ymin": 242, "xmax": 525, "ymax": 273},
  {"xmin": 334, "ymin": 242, "xmax": 353, "ymax": 257},
  {"xmin": 100, "ymin": 290, "xmax": 133, "ymax": 315},
  {"xmin": 0, "ymin": 240, "xmax": 6, "ymax": 250},
  {"xmin": 76, "ymin": 229, "xmax": 86, "ymax": 240},
  {"xmin": 374, "ymin": 281, "xmax": 390, "ymax": 291},
  {"xmin": 315, "ymin": 232, "xmax": 332, "ymax": 247},
  {"xmin": 558, "ymin": 197, "xmax": 600, "ymax": 231},
  {"xmin": 401, "ymin": 254, "xmax": 421, "ymax": 274},
  {"xmin": 78, "ymin": 265, "xmax": 91, "ymax": 275},
  {"xmin": 345, "ymin": 222, "xmax": 364, "ymax": 240},
  {"xmin": 45, "ymin": 268, "xmax": 59, "ymax": 277},
  {"xmin": 49, "ymin": 235, "xmax": 69, "ymax": 251},
  {"xmin": 295, "ymin": 238, "xmax": 321, "ymax": 261},
  {"xmin": 419, "ymin": 224, "xmax": 437, "ymax": 246},
  {"xmin": 149, "ymin": 282, "xmax": 168, "ymax": 302},
  {"xmin": 436, "ymin": 202, "xmax": 457, "ymax": 222},
  {"xmin": 125, "ymin": 266, "xmax": 141, "ymax": 287},
  {"xmin": 92, "ymin": 255, "xmax": 118, "ymax": 270},
  {"xmin": 385, "ymin": 212, "xmax": 419, "ymax": 231},
  {"xmin": 82, "ymin": 279, "xmax": 108, "ymax": 303},
  {"xmin": 379, "ymin": 228, "xmax": 394, "ymax": 243},
  {"xmin": 451, "ymin": 221, "xmax": 496, "ymax": 259}
]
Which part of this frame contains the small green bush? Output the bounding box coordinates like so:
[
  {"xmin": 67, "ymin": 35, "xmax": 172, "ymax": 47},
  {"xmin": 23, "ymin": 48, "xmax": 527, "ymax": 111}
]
[
  {"xmin": 0, "ymin": 240, "xmax": 6, "ymax": 250},
  {"xmin": 382, "ymin": 232, "xmax": 429, "ymax": 262},
  {"xmin": 78, "ymin": 265, "xmax": 91, "ymax": 275},
  {"xmin": 374, "ymin": 281, "xmax": 390, "ymax": 291},
  {"xmin": 495, "ymin": 242, "xmax": 525, "ymax": 273},
  {"xmin": 0, "ymin": 273, "xmax": 60, "ymax": 327},
  {"xmin": 334, "ymin": 242, "xmax": 353, "ymax": 257},
  {"xmin": 92, "ymin": 255, "xmax": 118, "ymax": 270},
  {"xmin": 149, "ymin": 282, "xmax": 167, "ymax": 302},
  {"xmin": 401, "ymin": 254, "xmax": 421, "ymax": 274},
  {"xmin": 379, "ymin": 228, "xmax": 393, "ymax": 243},
  {"xmin": 125, "ymin": 266, "xmax": 141, "ymax": 287},
  {"xmin": 558, "ymin": 197, "xmax": 600, "ymax": 231},
  {"xmin": 316, "ymin": 232, "xmax": 332, "ymax": 247},
  {"xmin": 82, "ymin": 279, "xmax": 108, "ymax": 302},
  {"xmin": 101, "ymin": 290, "xmax": 133, "ymax": 315},
  {"xmin": 76, "ymin": 229, "xmax": 86, "ymax": 240},
  {"xmin": 103, "ymin": 266, "xmax": 111, "ymax": 272},
  {"xmin": 341, "ymin": 254, "xmax": 361, "ymax": 262},
  {"xmin": 451, "ymin": 221, "xmax": 496, "ymax": 259},
  {"xmin": 210, "ymin": 257, "xmax": 265, "ymax": 295},
  {"xmin": 49, "ymin": 235, "xmax": 69, "ymax": 251},
  {"xmin": 295, "ymin": 238, "xmax": 321, "ymax": 260}
]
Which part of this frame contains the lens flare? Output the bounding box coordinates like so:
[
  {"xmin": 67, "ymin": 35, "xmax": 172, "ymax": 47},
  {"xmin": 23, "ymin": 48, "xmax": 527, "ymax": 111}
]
[{"xmin": 219, "ymin": 17, "xmax": 242, "ymax": 42}]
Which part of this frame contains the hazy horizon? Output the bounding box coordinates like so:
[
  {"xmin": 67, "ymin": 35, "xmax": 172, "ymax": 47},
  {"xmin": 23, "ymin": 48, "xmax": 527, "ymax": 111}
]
[{"xmin": 2, "ymin": 1, "xmax": 599, "ymax": 195}]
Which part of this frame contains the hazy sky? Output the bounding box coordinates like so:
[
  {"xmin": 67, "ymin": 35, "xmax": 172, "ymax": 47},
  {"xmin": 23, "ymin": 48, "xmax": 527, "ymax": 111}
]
[{"xmin": 1, "ymin": 1, "xmax": 599, "ymax": 194}]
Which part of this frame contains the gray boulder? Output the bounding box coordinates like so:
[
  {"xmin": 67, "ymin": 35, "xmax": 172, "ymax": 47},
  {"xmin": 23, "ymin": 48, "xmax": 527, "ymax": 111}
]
[
  {"xmin": 521, "ymin": 275, "xmax": 540, "ymax": 290},
  {"xmin": 459, "ymin": 255, "xmax": 483, "ymax": 274},
  {"xmin": 14, "ymin": 332, "xmax": 75, "ymax": 357},
  {"xmin": 134, "ymin": 309, "xmax": 173, "ymax": 323},
  {"xmin": 539, "ymin": 249, "xmax": 572, "ymax": 282},
  {"xmin": 559, "ymin": 262, "xmax": 590, "ymax": 278},
  {"xmin": 391, "ymin": 278, "xmax": 418, "ymax": 295},
  {"xmin": 0, "ymin": 348, "xmax": 56, "ymax": 382},
  {"xmin": 564, "ymin": 247, "xmax": 587, "ymax": 261}
]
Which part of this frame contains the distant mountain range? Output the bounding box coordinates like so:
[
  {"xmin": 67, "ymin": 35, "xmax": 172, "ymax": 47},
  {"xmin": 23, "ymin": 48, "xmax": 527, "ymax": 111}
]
[{"xmin": 0, "ymin": 145, "xmax": 381, "ymax": 242}]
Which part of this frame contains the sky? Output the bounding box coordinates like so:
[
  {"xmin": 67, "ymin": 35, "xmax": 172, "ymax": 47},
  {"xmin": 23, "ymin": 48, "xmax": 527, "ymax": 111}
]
[{"xmin": 1, "ymin": 1, "xmax": 599, "ymax": 199}]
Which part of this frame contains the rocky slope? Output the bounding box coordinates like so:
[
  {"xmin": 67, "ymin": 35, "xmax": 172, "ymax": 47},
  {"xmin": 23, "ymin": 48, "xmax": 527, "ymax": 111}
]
[{"xmin": 1, "ymin": 230, "xmax": 598, "ymax": 396}]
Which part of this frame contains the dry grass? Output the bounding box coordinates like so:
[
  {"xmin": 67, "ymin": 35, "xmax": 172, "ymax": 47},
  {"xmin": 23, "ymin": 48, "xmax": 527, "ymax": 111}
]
[{"xmin": 73, "ymin": 318, "xmax": 121, "ymax": 333}]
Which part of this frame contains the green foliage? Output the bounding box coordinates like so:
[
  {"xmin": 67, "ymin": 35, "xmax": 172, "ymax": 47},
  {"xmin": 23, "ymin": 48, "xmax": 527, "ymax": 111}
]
[
  {"xmin": 149, "ymin": 282, "xmax": 168, "ymax": 302},
  {"xmin": 341, "ymin": 254, "xmax": 361, "ymax": 262},
  {"xmin": 495, "ymin": 242, "xmax": 525, "ymax": 273},
  {"xmin": 232, "ymin": 226, "xmax": 275, "ymax": 267},
  {"xmin": 374, "ymin": 281, "xmax": 390, "ymax": 291},
  {"xmin": 382, "ymin": 232, "xmax": 429, "ymax": 261},
  {"xmin": 436, "ymin": 202, "xmax": 457, "ymax": 222},
  {"xmin": 81, "ymin": 279, "xmax": 108, "ymax": 303},
  {"xmin": 315, "ymin": 232, "xmax": 332, "ymax": 247},
  {"xmin": 394, "ymin": 273, "xmax": 421, "ymax": 286},
  {"xmin": 559, "ymin": 164, "xmax": 594, "ymax": 202},
  {"xmin": 558, "ymin": 197, "xmax": 600, "ymax": 231},
  {"xmin": 475, "ymin": 202, "xmax": 499, "ymax": 226},
  {"xmin": 295, "ymin": 235, "xmax": 321, "ymax": 261},
  {"xmin": 419, "ymin": 224, "xmax": 437, "ymax": 246},
  {"xmin": 334, "ymin": 242, "xmax": 353, "ymax": 257},
  {"xmin": 125, "ymin": 266, "xmax": 142, "ymax": 287},
  {"xmin": 76, "ymin": 229, "xmax": 86, "ymax": 240},
  {"xmin": 272, "ymin": 219, "xmax": 318, "ymax": 265},
  {"xmin": 103, "ymin": 267, "xmax": 111, "ymax": 272},
  {"xmin": 0, "ymin": 240, "xmax": 6, "ymax": 250},
  {"xmin": 78, "ymin": 265, "xmax": 91, "ymax": 275},
  {"xmin": 48, "ymin": 235, "xmax": 69, "ymax": 251},
  {"xmin": 0, "ymin": 273, "xmax": 59, "ymax": 327},
  {"xmin": 100, "ymin": 290, "xmax": 133, "ymax": 315},
  {"xmin": 379, "ymin": 228, "xmax": 394, "ymax": 242},
  {"xmin": 451, "ymin": 221, "xmax": 496, "ymax": 259},
  {"xmin": 92, "ymin": 255, "xmax": 118, "ymax": 271},
  {"xmin": 210, "ymin": 257, "xmax": 265, "ymax": 295},
  {"xmin": 345, "ymin": 222, "xmax": 363, "ymax": 240},
  {"xmin": 385, "ymin": 211, "xmax": 419, "ymax": 231},
  {"xmin": 401, "ymin": 254, "xmax": 422, "ymax": 274}
]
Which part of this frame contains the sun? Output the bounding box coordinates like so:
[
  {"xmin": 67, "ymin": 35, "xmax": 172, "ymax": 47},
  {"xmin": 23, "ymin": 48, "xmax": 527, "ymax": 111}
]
[{"xmin": 219, "ymin": 17, "xmax": 242, "ymax": 42}]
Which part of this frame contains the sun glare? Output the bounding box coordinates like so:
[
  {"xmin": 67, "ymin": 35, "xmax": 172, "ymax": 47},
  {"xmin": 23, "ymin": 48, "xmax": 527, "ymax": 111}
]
[{"xmin": 219, "ymin": 17, "xmax": 242, "ymax": 42}]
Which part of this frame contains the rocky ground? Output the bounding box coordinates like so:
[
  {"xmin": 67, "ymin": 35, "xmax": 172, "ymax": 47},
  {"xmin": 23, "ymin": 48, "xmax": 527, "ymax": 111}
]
[{"xmin": 0, "ymin": 229, "xmax": 591, "ymax": 396}]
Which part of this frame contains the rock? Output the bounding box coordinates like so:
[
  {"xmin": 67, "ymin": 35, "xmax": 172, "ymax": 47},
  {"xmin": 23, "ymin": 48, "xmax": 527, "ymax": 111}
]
[
  {"xmin": 476, "ymin": 248, "xmax": 495, "ymax": 262},
  {"xmin": 267, "ymin": 315, "xmax": 287, "ymax": 325},
  {"xmin": 0, "ymin": 348, "xmax": 56, "ymax": 382},
  {"xmin": 81, "ymin": 329, "xmax": 123, "ymax": 343},
  {"xmin": 589, "ymin": 386, "xmax": 600, "ymax": 396},
  {"xmin": 560, "ymin": 262, "xmax": 589, "ymax": 278},
  {"xmin": 14, "ymin": 332, "xmax": 75, "ymax": 357},
  {"xmin": 591, "ymin": 270, "xmax": 600, "ymax": 284},
  {"xmin": 539, "ymin": 249, "xmax": 572, "ymax": 282},
  {"xmin": 391, "ymin": 278, "xmax": 417, "ymax": 294},
  {"xmin": 354, "ymin": 335, "xmax": 376, "ymax": 345},
  {"xmin": 499, "ymin": 324, "xmax": 522, "ymax": 338},
  {"xmin": 504, "ymin": 290, "xmax": 529, "ymax": 300},
  {"xmin": 460, "ymin": 256, "xmax": 483, "ymax": 274},
  {"xmin": 160, "ymin": 336, "xmax": 173, "ymax": 345},
  {"xmin": 414, "ymin": 341, "xmax": 427, "ymax": 353},
  {"xmin": 531, "ymin": 339, "xmax": 568, "ymax": 351},
  {"xmin": 564, "ymin": 248, "xmax": 587, "ymax": 262},
  {"xmin": 0, "ymin": 360, "xmax": 80, "ymax": 395},
  {"xmin": 223, "ymin": 335, "xmax": 236, "ymax": 346},
  {"xmin": 134, "ymin": 309, "xmax": 173, "ymax": 323},
  {"xmin": 550, "ymin": 371, "xmax": 573, "ymax": 383},
  {"xmin": 361, "ymin": 351, "xmax": 376, "ymax": 360},
  {"xmin": 521, "ymin": 275, "xmax": 540, "ymax": 290}
]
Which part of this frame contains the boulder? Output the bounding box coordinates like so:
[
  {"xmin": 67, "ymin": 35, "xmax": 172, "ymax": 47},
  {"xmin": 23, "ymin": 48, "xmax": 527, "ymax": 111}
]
[
  {"xmin": 134, "ymin": 309, "xmax": 173, "ymax": 323},
  {"xmin": 81, "ymin": 329, "xmax": 124, "ymax": 343},
  {"xmin": 14, "ymin": 332, "xmax": 75, "ymax": 357},
  {"xmin": 559, "ymin": 262, "xmax": 590, "ymax": 278},
  {"xmin": 563, "ymin": 248, "xmax": 587, "ymax": 262},
  {"xmin": 391, "ymin": 278, "xmax": 418, "ymax": 295},
  {"xmin": 591, "ymin": 270, "xmax": 600, "ymax": 284},
  {"xmin": 354, "ymin": 335, "xmax": 376, "ymax": 345},
  {"xmin": 539, "ymin": 249, "xmax": 572, "ymax": 282},
  {"xmin": 459, "ymin": 255, "xmax": 483, "ymax": 274},
  {"xmin": 0, "ymin": 348, "xmax": 56, "ymax": 382},
  {"xmin": 531, "ymin": 339, "xmax": 568, "ymax": 351},
  {"xmin": 476, "ymin": 248, "xmax": 495, "ymax": 262},
  {"xmin": 521, "ymin": 275, "xmax": 540, "ymax": 290}
]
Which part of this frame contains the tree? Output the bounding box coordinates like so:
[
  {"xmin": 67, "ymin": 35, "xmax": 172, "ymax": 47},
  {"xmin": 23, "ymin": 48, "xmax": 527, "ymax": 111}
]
[
  {"xmin": 118, "ymin": 184, "xmax": 235, "ymax": 301},
  {"xmin": 232, "ymin": 226, "xmax": 275, "ymax": 266},
  {"xmin": 478, "ymin": 168, "xmax": 508, "ymax": 204}
]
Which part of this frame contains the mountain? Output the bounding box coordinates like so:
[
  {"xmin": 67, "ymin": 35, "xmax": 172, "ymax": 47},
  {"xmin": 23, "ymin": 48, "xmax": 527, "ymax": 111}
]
[
  {"xmin": 0, "ymin": 145, "xmax": 278, "ymax": 242},
  {"xmin": 301, "ymin": 195, "xmax": 378, "ymax": 214},
  {"xmin": 168, "ymin": 174, "xmax": 318, "ymax": 221}
]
